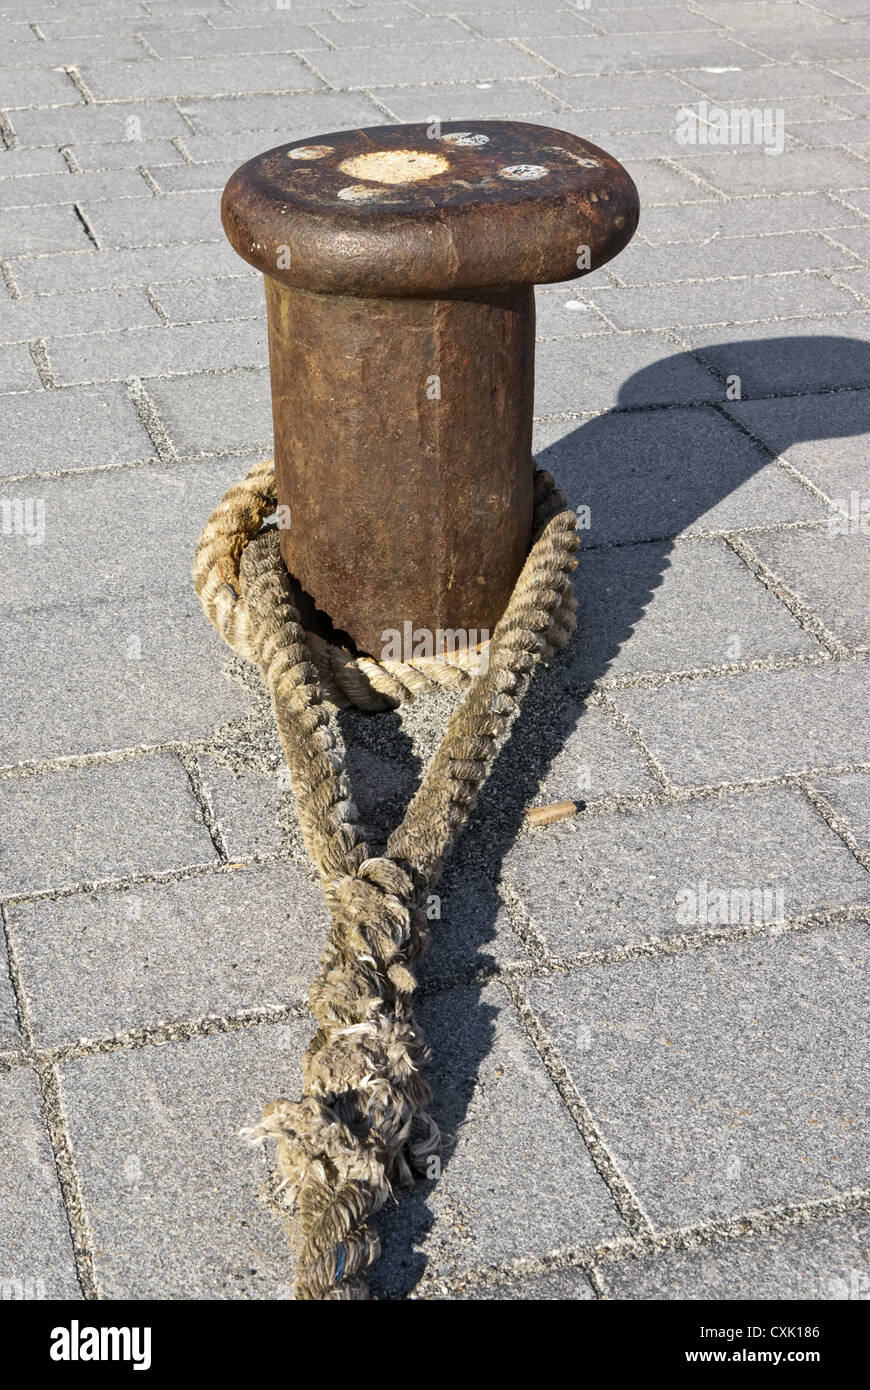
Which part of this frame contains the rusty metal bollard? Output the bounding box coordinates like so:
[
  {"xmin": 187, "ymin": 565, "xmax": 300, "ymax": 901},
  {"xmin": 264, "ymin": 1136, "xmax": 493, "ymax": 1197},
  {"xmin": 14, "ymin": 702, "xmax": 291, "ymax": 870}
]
[{"xmin": 221, "ymin": 121, "xmax": 638, "ymax": 656}]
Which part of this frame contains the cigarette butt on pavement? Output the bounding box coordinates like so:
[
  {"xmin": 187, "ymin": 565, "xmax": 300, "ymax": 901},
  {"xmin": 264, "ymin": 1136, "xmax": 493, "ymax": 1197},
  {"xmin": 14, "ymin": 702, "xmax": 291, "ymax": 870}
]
[{"xmin": 526, "ymin": 800, "xmax": 579, "ymax": 828}]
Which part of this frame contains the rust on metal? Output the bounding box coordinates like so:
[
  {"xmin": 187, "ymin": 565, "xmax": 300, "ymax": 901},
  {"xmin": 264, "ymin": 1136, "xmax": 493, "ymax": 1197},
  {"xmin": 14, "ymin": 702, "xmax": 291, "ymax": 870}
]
[{"xmin": 222, "ymin": 120, "xmax": 639, "ymax": 656}]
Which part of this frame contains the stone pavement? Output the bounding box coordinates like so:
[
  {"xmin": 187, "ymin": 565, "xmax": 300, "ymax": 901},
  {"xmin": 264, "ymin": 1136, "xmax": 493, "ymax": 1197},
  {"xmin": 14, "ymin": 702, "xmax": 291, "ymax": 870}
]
[{"xmin": 1, "ymin": 0, "xmax": 869, "ymax": 1302}]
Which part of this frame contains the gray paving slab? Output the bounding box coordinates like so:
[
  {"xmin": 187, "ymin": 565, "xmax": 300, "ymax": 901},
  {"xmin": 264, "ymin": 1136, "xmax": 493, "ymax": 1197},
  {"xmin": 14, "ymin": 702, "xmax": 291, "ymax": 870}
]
[
  {"xmin": 788, "ymin": 118, "xmax": 870, "ymax": 151},
  {"xmin": 585, "ymin": 275, "xmax": 861, "ymax": 331},
  {"xmin": 836, "ymin": 266, "xmax": 870, "ymax": 305},
  {"xmin": 0, "ymin": 20, "xmax": 38, "ymax": 47},
  {"xmin": 136, "ymin": 0, "xmax": 243, "ymax": 19},
  {"xmin": 141, "ymin": 22, "xmax": 332, "ymax": 57},
  {"xmin": 638, "ymin": 193, "xmax": 867, "ymax": 245},
  {"xmin": 151, "ymin": 0, "xmax": 302, "ymax": 18},
  {"xmin": 9, "ymin": 101, "xmax": 193, "ymax": 147},
  {"xmin": 146, "ymin": 159, "xmax": 240, "ymax": 194},
  {"xmin": 309, "ymin": 40, "xmax": 555, "ymax": 88},
  {"xmin": 572, "ymin": 96, "xmax": 835, "ymax": 141},
  {"xmin": 131, "ymin": 0, "xmax": 233, "ymax": 15},
  {"xmin": 534, "ymin": 287, "xmax": 614, "ymax": 340},
  {"xmin": 0, "ymin": 935, "xmax": 22, "ymax": 1053},
  {"xmin": 310, "ymin": 17, "xmax": 467, "ymax": 49},
  {"xmin": 12, "ymin": 240, "xmax": 241, "ymax": 295},
  {"xmin": 8, "ymin": 36, "xmax": 149, "ymax": 66},
  {"xmin": 610, "ymin": 232, "xmax": 859, "ymax": 287},
  {"xmin": 78, "ymin": 54, "xmax": 325, "ymax": 102},
  {"xmin": 692, "ymin": 1, "xmax": 837, "ymax": 28},
  {"xmin": 273, "ymin": 2, "xmax": 407, "ymax": 18},
  {"xmin": 568, "ymin": 535, "xmax": 819, "ymax": 683},
  {"xmin": 1, "ymin": 382, "xmax": 156, "ymax": 476},
  {"xmin": 0, "ymin": 285, "xmax": 158, "ymax": 343},
  {"xmin": 46, "ymin": 317, "xmax": 268, "ymax": 385},
  {"xmin": 501, "ymin": 786, "xmax": 870, "ymax": 956},
  {"xmin": 57, "ymin": 1023, "xmax": 310, "ymax": 1297},
  {"xmin": 821, "ymin": 59, "xmax": 870, "ymax": 88},
  {"xmin": 526, "ymin": 922, "xmax": 870, "ymax": 1229},
  {"xmin": 613, "ymin": 663, "xmax": 870, "ymax": 787},
  {"xmin": 691, "ymin": 321, "xmax": 870, "ymax": 397},
  {"xmin": 31, "ymin": 3, "xmax": 175, "ymax": 28},
  {"xmin": 0, "ymin": 598, "xmax": 251, "ymax": 766},
  {"xmin": 198, "ymin": 688, "xmax": 440, "ymax": 869},
  {"xmin": 439, "ymin": 1265, "xmax": 597, "ymax": 1299},
  {"xmin": 0, "ymin": 1068, "xmax": 82, "ymax": 1298},
  {"xmin": 726, "ymin": 389, "xmax": 870, "ymax": 499},
  {"xmin": 0, "ymin": 343, "xmax": 41, "ymax": 393},
  {"xmin": 2, "ymin": 203, "xmax": 92, "ymax": 257},
  {"xmin": 521, "ymin": 30, "xmax": 753, "ymax": 75},
  {"xmin": 0, "ymin": 457, "xmax": 250, "ymax": 609},
  {"xmin": 600, "ymin": 1211, "xmax": 870, "ymax": 1299},
  {"xmin": 378, "ymin": 80, "xmax": 565, "ymax": 123},
  {"xmin": 420, "ymin": 852, "xmax": 533, "ymax": 981},
  {"xmin": 536, "ymin": 406, "xmax": 826, "ymax": 547},
  {"xmin": 151, "ymin": 275, "xmax": 262, "ymax": 325},
  {"xmin": 195, "ymin": 756, "xmax": 288, "ymax": 863},
  {"xmin": 836, "ymin": 96, "xmax": 870, "ymax": 122},
  {"xmin": 425, "ymin": 0, "xmax": 577, "ymax": 10},
  {"xmin": 342, "ymin": 743, "xmax": 421, "ymax": 846},
  {"xmin": 592, "ymin": 4, "xmax": 738, "ymax": 31},
  {"xmin": 672, "ymin": 149, "xmax": 870, "ymax": 199},
  {"xmin": 371, "ymin": 980, "xmax": 627, "ymax": 1295},
  {"xmin": 538, "ymin": 72, "xmax": 706, "ymax": 110},
  {"xmin": 628, "ymin": 159, "xmax": 719, "ymax": 207},
  {"xmin": 177, "ymin": 131, "xmax": 296, "ymax": 165},
  {"xmin": 808, "ymin": 772, "xmax": 870, "ymax": 856},
  {"xmin": 0, "ymin": 147, "xmax": 69, "ymax": 177},
  {"xmin": 746, "ymin": 529, "xmax": 870, "ymax": 650},
  {"xmin": 145, "ymin": 368, "xmax": 272, "ymax": 455},
  {"xmin": 571, "ymin": 126, "xmax": 689, "ymax": 161},
  {"xmin": 0, "ymin": 754, "xmax": 215, "ymax": 898},
  {"xmin": 11, "ymin": 861, "xmax": 330, "ymax": 1048},
  {"xmin": 839, "ymin": 189, "xmax": 870, "ymax": 220},
  {"xmin": 70, "ymin": 137, "xmax": 187, "ymax": 172},
  {"xmin": 677, "ymin": 63, "xmax": 863, "ymax": 100},
  {"xmin": 176, "ymin": 90, "xmax": 385, "ymax": 136},
  {"xmin": 0, "ymin": 168, "xmax": 151, "ymax": 210},
  {"xmin": 534, "ymin": 331, "xmax": 721, "ymax": 414},
  {"xmin": 530, "ymin": 702, "xmax": 662, "ymax": 804},
  {"xmin": 80, "ymin": 187, "xmax": 224, "ymax": 249},
  {"xmin": 0, "ymin": 63, "xmax": 82, "ymax": 109}
]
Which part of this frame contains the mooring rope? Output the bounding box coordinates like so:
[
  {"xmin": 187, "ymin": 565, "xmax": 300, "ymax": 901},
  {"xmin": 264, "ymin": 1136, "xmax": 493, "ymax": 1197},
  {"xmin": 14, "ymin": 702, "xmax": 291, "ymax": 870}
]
[
  {"xmin": 194, "ymin": 459, "xmax": 578, "ymax": 1298},
  {"xmin": 195, "ymin": 455, "xmax": 484, "ymax": 710}
]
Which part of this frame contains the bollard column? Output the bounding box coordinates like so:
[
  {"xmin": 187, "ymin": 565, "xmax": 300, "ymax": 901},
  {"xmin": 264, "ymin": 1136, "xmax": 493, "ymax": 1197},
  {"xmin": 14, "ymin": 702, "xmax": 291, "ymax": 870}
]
[{"xmin": 222, "ymin": 120, "xmax": 639, "ymax": 657}]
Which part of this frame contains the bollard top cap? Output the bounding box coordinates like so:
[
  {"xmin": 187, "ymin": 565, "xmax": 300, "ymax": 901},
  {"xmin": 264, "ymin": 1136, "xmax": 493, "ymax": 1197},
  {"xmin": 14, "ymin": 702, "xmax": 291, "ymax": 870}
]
[{"xmin": 221, "ymin": 119, "xmax": 639, "ymax": 297}]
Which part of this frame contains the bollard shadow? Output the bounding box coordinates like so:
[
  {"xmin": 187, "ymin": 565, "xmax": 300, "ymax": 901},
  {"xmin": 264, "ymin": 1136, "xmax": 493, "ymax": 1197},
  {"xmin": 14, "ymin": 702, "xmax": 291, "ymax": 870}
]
[{"xmin": 360, "ymin": 333, "xmax": 870, "ymax": 1297}]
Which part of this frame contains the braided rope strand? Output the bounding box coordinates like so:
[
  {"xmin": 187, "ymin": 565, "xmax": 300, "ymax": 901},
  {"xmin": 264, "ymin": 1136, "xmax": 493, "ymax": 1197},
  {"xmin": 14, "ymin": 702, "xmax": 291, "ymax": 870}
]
[
  {"xmin": 194, "ymin": 457, "xmax": 483, "ymax": 709},
  {"xmin": 196, "ymin": 465, "xmax": 578, "ymax": 1298}
]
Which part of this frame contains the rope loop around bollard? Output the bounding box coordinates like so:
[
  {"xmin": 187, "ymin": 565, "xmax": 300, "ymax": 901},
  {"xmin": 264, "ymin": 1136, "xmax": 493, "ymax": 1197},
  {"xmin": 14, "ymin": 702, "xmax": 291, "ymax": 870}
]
[
  {"xmin": 194, "ymin": 458, "xmax": 575, "ymax": 709},
  {"xmin": 193, "ymin": 458, "xmax": 579, "ymax": 1299}
]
